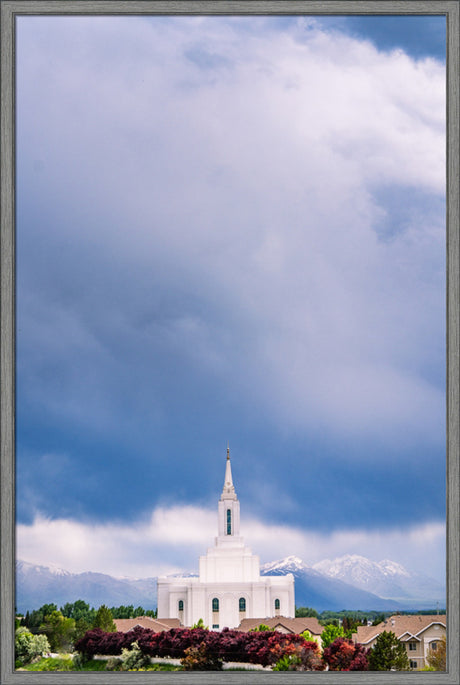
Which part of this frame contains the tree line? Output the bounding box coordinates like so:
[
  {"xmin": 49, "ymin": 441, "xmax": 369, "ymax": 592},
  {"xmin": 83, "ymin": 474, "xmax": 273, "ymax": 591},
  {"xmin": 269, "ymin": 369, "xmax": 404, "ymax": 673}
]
[{"xmin": 18, "ymin": 600, "xmax": 156, "ymax": 653}]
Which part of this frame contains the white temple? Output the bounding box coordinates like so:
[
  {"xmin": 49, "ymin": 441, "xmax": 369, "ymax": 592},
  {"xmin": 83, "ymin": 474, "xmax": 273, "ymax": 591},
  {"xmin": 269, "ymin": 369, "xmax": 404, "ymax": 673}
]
[{"xmin": 157, "ymin": 447, "xmax": 295, "ymax": 630}]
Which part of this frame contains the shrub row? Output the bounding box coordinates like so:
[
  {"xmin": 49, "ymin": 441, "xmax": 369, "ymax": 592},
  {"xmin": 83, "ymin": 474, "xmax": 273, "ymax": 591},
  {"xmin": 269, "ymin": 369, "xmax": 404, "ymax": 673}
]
[{"xmin": 75, "ymin": 626, "xmax": 317, "ymax": 667}]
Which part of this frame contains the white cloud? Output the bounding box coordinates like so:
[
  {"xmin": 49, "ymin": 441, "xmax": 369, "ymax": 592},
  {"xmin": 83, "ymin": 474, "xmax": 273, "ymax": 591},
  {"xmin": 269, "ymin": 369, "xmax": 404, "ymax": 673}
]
[{"xmin": 16, "ymin": 505, "xmax": 445, "ymax": 583}]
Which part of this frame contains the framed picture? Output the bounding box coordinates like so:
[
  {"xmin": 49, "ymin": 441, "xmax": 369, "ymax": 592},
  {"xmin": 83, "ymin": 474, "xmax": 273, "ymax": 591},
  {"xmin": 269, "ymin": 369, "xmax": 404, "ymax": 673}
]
[{"xmin": 1, "ymin": 1, "xmax": 458, "ymax": 683}]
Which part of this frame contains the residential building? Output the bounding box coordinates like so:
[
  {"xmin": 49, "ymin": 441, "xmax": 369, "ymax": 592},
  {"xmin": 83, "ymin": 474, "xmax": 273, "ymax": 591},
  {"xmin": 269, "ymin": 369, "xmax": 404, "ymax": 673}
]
[
  {"xmin": 353, "ymin": 614, "xmax": 446, "ymax": 670},
  {"xmin": 237, "ymin": 616, "xmax": 322, "ymax": 644},
  {"xmin": 113, "ymin": 616, "xmax": 181, "ymax": 632}
]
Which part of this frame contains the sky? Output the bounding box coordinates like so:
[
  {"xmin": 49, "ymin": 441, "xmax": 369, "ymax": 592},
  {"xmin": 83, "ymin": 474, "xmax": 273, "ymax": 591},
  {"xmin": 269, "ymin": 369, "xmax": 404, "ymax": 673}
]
[{"xmin": 15, "ymin": 13, "xmax": 446, "ymax": 586}]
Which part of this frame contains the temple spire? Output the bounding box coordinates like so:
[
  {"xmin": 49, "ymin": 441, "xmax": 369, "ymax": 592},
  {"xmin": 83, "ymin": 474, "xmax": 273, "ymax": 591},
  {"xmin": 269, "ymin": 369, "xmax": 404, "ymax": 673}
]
[{"xmin": 221, "ymin": 445, "xmax": 236, "ymax": 500}]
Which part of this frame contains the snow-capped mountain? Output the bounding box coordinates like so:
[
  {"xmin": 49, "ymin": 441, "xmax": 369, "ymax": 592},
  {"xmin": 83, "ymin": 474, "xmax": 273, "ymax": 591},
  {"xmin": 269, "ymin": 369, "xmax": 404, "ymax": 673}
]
[
  {"xmin": 312, "ymin": 554, "xmax": 444, "ymax": 604},
  {"xmin": 16, "ymin": 553, "xmax": 445, "ymax": 614},
  {"xmin": 261, "ymin": 555, "xmax": 308, "ymax": 575},
  {"xmin": 16, "ymin": 560, "xmax": 157, "ymax": 614},
  {"xmin": 260, "ymin": 556, "xmax": 401, "ymax": 611}
]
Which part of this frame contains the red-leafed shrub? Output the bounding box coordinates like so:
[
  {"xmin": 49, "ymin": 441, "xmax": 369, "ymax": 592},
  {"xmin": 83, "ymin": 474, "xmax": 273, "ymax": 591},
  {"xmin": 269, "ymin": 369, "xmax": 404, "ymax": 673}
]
[
  {"xmin": 323, "ymin": 637, "xmax": 369, "ymax": 671},
  {"xmin": 181, "ymin": 641, "xmax": 223, "ymax": 670},
  {"xmin": 269, "ymin": 635, "xmax": 324, "ymax": 670},
  {"xmin": 75, "ymin": 626, "xmax": 322, "ymax": 667},
  {"xmin": 74, "ymin": 628, "xmax": 130, "ymax": 657}
]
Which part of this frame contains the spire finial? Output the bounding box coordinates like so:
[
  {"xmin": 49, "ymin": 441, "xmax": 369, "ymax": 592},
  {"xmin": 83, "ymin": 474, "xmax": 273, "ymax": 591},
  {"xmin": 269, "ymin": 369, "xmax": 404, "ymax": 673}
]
[{"xmin": 227, "ymin": 442, "xmax": 230, "ymax": 460}]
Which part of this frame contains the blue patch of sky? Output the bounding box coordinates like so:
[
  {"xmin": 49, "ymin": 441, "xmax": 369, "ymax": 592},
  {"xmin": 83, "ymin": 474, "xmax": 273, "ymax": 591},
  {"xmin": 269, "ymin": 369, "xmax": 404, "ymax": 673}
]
[
  {"xmin": 277, "ymin": 14, "xmax": 445, "ymax": 61},
  {"xmin": 144, "ymin": 14, "xmax": 446, "ymax": 63}
]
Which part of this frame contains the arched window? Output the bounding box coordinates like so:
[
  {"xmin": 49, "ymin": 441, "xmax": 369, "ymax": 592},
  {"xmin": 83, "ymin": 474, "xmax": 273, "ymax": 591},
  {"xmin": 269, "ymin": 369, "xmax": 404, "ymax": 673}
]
[
  {"xmin": 178, "ymin": 600, "xmax": 184, "ymax": 611},
  {"xmin": 239, "ymin": 597, "xmax": 246, "ymax": 612},
  {"xmin": 212, "ymin": 598, "xmax": 219, "ymax": 612},
  {"xmin": 274, "ymin": 598, "xmax": 280, "ymax": 610},
  {"xmin": 226, "ymin": 508, "xmax": 232, "ymax": 535}
]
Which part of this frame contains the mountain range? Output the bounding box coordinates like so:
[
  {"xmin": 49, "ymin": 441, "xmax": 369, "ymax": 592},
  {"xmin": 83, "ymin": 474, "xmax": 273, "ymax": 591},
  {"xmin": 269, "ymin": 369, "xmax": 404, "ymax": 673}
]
[
  {"xmin": 260, "ymin": 555, "xmax": 444, "ymax": 612},
  {"xmin": 16, "ymin": 555, "xmax": 444, "ymax": 614}
]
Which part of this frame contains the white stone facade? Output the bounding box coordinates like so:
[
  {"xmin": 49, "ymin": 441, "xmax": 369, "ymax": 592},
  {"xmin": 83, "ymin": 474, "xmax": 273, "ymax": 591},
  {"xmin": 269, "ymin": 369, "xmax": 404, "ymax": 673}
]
[{"xmin": 157, "ymin": 448, "xmax": 295, "ymax": 629}]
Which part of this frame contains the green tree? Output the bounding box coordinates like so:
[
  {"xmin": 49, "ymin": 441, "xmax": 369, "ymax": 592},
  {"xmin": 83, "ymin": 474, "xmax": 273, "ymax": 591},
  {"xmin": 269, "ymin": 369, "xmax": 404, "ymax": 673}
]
[
  {"xmin": 15, "ymin": 627, "xmax": 50, "ymax": 666},
  {"xmin": 191, "ymin": 618, "xmax": 208, "ymax": 629},
  {"xmin": 26, "ymin": 604, "xmax": 58, "ymax": 633},
  {"xmin": 110, "ymin": 605, "xmax": 134, "ymax": 619},
  {"xmin": 249, "ymin": 624, "xmax": 271, "ymax": 632},
  {"xmin": 321, "ymin": 624, "xmax": 345, "ymax": 648},
  {"xmin": 426, "ymin": 635, "xmax": 446, "ymax": 671},
  {"xmin": 92, "ymin": 605, "xmax": 116, "ymax": 632},
  {"xmin": 295, "ymin": 607, "xmax": 319, "ymax": 618},
  {"xmin": 368, "ymin": 631, "xmax": 410, "ymax": 671},
  {"xmin": 61, "ymin": 600, "xmax": 95, "ymax": 623},
  {"xmin": 39, "ymin": 611, "xmax": 76, "ymax": 652}
]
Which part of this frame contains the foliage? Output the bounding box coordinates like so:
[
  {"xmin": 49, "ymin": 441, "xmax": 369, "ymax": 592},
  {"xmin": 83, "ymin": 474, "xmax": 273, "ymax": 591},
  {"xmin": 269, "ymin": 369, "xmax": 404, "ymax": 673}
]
[
  {"xmin": 323, "ymin": 637, "xmax": 369, "ymax": 671},
  {"xmin": 75, "ymin": 625, "xmax": 318, "ymax": 667},
  {"xmin": 249, "ymin": 624, "xmax": 271, "ymax": 632},
  {"xmin": 426, "ymin": 635, "xmax": 446, "ymax": 671},
  {"xmin": 191, "ymin": 618, "xmax": 207, "ymax": 629},
  {"xmin": 368, "ymin": 631, "xmax": 410, "ymax": 671},
  {"xmin": 21, "ymin": 656, "xmax": 74, "ymax": 671},
  {"xmin": 22, "ymin": 657, "xmax": 108, "ymax": 672},
  {"xmin": 319, "ymin": 610, "xmax": 390, "ymax": 626},
  {"xmin": 39, "ymin": 610, "xmax": 76, "ymax": 652},
  {"xmin": 92, "ymin": 605, "xmax": 116, "ymax": 632},
  {"xmin": 24, "ymin": 604, "xmax": 58, "ymax": 633},
  {"xmin": 272, "ymin": 642, "xmax": 325, "ymax": 671},
  {"xmin": 119, "ymin": 640, "xmax": 152, "ymax": 670},
  {"xmin": 110, "ymin": 604, "xmax": 156, "ymax": 619},
  {"xmin": 341, "ymin": 615, "xmax": 362, "ymax": 637},
  {"xmin": 181, "ymin": 641, "xmax": 223, "ymax": 670},
  {"xmin": 295, "ymin": 607, "xmax": 319, "ymax": 618},
  {"xmin": 61, "ymin": 600, "xmax": 96, "ymax": 623},
  {"xmin": 105, "ymin": 657, "xmax": 123, "ymax": 671},
  {"xmin": 321, "ymin": 623, "xmax": 345, "ymax": 648},
  {"xmin": 15, "ymin": 627, "xmax": 50, "ymax": 666},
  {"xmin": 300, "ymin": 629, "xmax": 321, "ymax": 647}
]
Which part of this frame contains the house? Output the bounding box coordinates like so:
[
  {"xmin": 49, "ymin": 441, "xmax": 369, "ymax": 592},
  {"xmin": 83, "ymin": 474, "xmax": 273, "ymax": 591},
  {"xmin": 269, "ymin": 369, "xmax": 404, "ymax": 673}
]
[
  {"xmin": 237, "ymin": 616, "xmax": 323, "ymax": 644},
  {"xmin": 114, "ymin": 616, "xmax": 181, "ymax": 632},
  {"xmin": 353, "ymin": 614, "xmax": 446, "ymax": 670},
  {"xmin": 157, "ymin": 447, "xmax": 295, "ymax": 629}
]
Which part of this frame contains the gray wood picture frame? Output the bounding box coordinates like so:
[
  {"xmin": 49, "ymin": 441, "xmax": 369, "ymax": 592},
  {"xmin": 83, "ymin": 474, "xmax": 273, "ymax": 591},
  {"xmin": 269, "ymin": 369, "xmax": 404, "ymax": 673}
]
[{"xmin": 1, "ymin": 0, "xmax": 458, "ymax": 683}]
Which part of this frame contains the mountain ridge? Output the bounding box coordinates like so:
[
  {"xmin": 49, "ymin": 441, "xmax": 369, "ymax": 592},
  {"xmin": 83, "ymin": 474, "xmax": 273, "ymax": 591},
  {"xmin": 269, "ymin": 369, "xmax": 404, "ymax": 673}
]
[{"xmin": 16, "ymin": 555, "xmax": 445, "ymax": 614}]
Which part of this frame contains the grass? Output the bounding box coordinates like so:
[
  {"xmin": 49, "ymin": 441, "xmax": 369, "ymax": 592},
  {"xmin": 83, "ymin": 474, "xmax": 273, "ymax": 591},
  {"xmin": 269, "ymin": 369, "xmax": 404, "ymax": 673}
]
[
  {"xmin": 22, "ymin": 657, "xmax": 108, "ymax": 671},
  {"xmin": 20, "ymin": 657, "xmax": 183, "ymax": 672}
]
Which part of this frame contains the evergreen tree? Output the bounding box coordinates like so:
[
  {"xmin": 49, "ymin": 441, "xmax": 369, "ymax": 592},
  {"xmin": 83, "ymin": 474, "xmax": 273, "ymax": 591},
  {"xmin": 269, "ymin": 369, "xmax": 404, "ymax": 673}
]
[
  {"xmin": 92, "ymin": 605, "xmax": 116, "ymax": 632},
  {"xmin": 368, "ymin": 631, "xmax": 410, "ymax": 671}
]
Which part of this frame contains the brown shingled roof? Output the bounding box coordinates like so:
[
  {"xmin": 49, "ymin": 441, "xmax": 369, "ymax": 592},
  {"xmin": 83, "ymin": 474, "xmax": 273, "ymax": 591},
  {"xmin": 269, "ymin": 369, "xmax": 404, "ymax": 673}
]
[
  {"xmin": 114, "ymin": 616, "xmax": 181, "ymax": 633},
  {"xmin": 237, "ymin": 616, "xmax": 322, "ymax": 635},
  {"xmin": 354, "ymin": 615, "xmax": 446, "ymax": 645}
]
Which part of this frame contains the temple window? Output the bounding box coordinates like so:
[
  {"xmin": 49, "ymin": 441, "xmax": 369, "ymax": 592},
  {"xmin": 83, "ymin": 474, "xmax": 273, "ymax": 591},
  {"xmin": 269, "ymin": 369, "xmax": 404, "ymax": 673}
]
[{"xmin": 226, "ymin": 508, "xmax": 232, "ymax": 535}]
